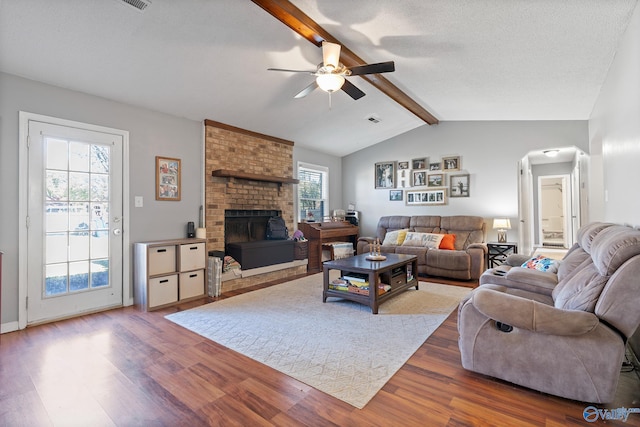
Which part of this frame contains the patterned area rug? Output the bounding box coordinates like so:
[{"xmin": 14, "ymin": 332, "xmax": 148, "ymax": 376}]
[{"xmin": 165, "ymin": 273, "xmax": 471, "ymax": 408}]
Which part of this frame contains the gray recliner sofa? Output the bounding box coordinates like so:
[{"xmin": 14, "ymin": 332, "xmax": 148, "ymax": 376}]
[{"xmin": 458, "ymin": 222, "xmax": 640, "ymax": 403}]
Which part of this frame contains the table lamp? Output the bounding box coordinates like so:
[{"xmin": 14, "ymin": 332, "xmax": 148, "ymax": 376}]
[{"xmin": 493, "ymin": 218, "xmax": 511, "ymax": 243}]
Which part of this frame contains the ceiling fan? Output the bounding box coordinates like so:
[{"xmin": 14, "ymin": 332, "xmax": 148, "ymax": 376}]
[{"xmin": 268, "ymin": 41, "xmax": 395, "ymax": 101}]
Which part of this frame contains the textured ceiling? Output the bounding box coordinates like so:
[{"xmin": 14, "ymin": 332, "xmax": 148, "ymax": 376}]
[{"xmin": 0, "ymin": 0, "xmax": 637, "ymax": 156}]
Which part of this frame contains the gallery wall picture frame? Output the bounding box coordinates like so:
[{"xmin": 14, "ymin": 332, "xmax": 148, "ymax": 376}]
[
  {"xmin": 397, "ymin": 168, "xmax": 409, "ymax": 188},
  {"xmin": 389, "ymin": 189, "xmax": 403, "ymax": 201},
  {"xmin": 156, "ymin": 156, "xmax": 181, "ymax": 201},
  {"xmin": 442, "ymin": 155, "xmax": 461, "ymax": 172},
  {"xmin": 429, "ymin": 162, "xmax": 442, "ymax": 171},
  {"xmin": 405, "ymin": 189, "xmax": 447, "ymax": 206},
  {"xmin": 411, "ymin": 170, "xmax": 427, "ymax": 187},
  {"xmin": 375, "ymin": 161, "xmax": 396, "ymax": 189},
  {"xmin": 450, "ymin": 173, "xmax": 470, "ymax": 197},
  {"xmin": 427, "ymin": 173, "xmax": 444, "ymax": 187},
  {"xmin": 398, "ymin": 161, "xmax": 409, "ymax": 170},
  {"xmin": 412, "ymin": 157, "xmax": 428, "ymax": 170}
]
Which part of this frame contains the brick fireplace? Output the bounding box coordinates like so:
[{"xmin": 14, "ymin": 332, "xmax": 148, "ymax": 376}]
[{"xmin": 204, "ymin": 120, "xmax": 306, "ymax": 292}]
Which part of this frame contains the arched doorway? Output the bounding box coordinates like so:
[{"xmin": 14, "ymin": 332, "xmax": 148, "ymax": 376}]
[{"xmin": 518, "ymin": 147, "xmax": 589, "ymax": 255}]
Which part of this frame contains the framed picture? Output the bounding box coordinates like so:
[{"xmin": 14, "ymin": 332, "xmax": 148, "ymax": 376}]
[
  {"xmin": 429, "ymin": 162, "xmax": 442, "ymax": 171},
  {"xmin": 450, "ymin": 174, "xmax": 470, "ymax": 197},
  {"xmin": 389, "ymin": 189, "xmax": 403, "ymax": 201},
  {"xmin": 405, "ymin": 189, "xmax": 447, "ymax": 206},
  {"xmin": 411, "ymin": 170, "xmax": 427, "ymax": 187},
  {"xmin": 156, "ymin": 156, "xmax": 181, "ymax": 201},
  {"xmin": 427, "ymin": 173, "xmax": 444, "ymax": 187},
  {"xmin": 412, "ymin": 157, "xmax": 427, "ymax": 170},
  {"xmin": 442, "ymin": 156, "xmax": 460, "ymax": 172},
  {"xmin": 397, "ymin": 168, "xmax": 408, "ymax": 188},
  {"xmin": 375, "ymin": 161, "xmax": 396, "ymax": 189},
  {"xmin": 398, "ymin": 161, "xmax": 409, "ymax": 170}
]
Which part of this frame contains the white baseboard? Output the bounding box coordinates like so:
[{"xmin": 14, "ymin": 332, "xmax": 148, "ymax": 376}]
[{"xmin": 1, "ymin": 321, "xmax": 20, "ymax": 334}]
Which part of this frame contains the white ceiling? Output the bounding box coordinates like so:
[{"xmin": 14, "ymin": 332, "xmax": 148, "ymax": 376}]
[{"xmin": 1, "ymin": 0, "xmax": 637, "ymax": 157}]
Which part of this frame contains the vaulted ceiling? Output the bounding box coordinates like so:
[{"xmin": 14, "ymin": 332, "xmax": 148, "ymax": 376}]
[{"xmin": 0, "ymin": 0, "xmax": 637, "ymax": 156}]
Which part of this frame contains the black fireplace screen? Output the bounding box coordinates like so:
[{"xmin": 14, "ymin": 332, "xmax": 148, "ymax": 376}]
[{"xmin": 224, "ymin": 209, "xmax": 281, "ymax": 245}]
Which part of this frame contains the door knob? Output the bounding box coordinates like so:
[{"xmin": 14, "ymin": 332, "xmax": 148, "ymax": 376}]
[{"xmin": 113, "ymin": 228, "xmax": 122, "ymax": 236}]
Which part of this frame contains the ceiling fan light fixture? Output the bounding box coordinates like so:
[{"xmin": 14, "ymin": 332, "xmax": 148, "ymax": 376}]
[{"xmin": 316, "ymin": 73, "xmax": 345, "ymax": 93}]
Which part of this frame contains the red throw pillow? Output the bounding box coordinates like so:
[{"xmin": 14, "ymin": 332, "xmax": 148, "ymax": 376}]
[{"xmin": 439, "ymin": 234, "xmax": 456, "ymax": 250}]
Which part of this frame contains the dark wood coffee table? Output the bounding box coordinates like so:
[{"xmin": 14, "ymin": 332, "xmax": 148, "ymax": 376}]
[{"xmin": 322, "ymin": 253, "xmax": 418, "ymax": 314}]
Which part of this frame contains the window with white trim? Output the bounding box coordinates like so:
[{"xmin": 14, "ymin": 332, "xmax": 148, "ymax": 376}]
[{"xmin": 297, "ymin": 162, "xmax": 328, "ymax": 222}]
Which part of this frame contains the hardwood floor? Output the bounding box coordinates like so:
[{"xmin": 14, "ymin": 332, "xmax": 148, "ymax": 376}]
[{"xmin": 1, "ymin": 275, "xmax": 639, "ymax": 426}]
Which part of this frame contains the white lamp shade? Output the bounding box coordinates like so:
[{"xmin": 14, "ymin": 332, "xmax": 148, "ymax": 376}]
[
  {"xmin": 493, "ymin": 218, "xmax": 511, "ymax": 229},
  {"xmin": 316, "ymin": 74, "xmax": 345, "ymax": 92},
  {"xmin": 321, "ymin": 41, "xmax": 341, "ymax": 68}
]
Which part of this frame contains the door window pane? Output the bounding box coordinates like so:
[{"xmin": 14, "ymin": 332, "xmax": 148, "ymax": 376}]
[
  {"xmin": 46, "ymin": 138, "xmax": 68, "ymax": 170},
  {"xmin": 91, "ymin": 174, "xmax": 109, "ymax": 201},
  {"xmin": 91, "ymin": 145, "xmax": 109, "ymax": 173},
  {"xmin": 46, "ymin": 171, "xmax": 68, "ymax": 201},
  {"xmin": 91, "ymin": 260, "xmax": 109, "ymax": 288},
  {"xmin": 45, "ymin": 263, "xmax": 68, "ymax": 296},
  {"xmin": 69, "ymin": 172, "xmax": 90, "ymax": 201},
  {"xmin": 69, "ymin": 141, "xmax": 90, "ymax": 172},
  {"xmin": 46, "ymin": 233, "xmax": 68, "ymax": 264},
  {"xmin": 69, "ymin": 261, "xmax": 89, "ymax": 292}
]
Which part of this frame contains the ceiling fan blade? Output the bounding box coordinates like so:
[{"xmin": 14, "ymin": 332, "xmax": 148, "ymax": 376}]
[
  {"xmin": 322, "ymin": 41, "xmax": 341, "ymax": 68},
  {"xmin": 268, "ymin": 68, "xmax": 316, "ymax": 74},
  {"xmin": 341, "ymin": 79, "xmax": 365, "ymax": 100},
  {"xmin": 348, "ymin": 61, "xmax": 395, "ymax": 76},
  {"xmin": 294, "ymin": 81, "xmax": 318, "ymax": 98}
]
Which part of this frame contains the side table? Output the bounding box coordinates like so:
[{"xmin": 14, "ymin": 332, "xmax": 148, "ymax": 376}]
[{"xmin": 487, "ymin": 242, "xmax": 518, "ymax": 268}]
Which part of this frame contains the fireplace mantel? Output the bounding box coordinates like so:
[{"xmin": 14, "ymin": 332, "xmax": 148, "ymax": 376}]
[{"xmin": 212, "ymin": 169, "xmax": 299, "ymax": 185}]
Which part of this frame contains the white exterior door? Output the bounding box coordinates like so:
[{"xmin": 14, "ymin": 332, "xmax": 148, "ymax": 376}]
[{"xmin": 24, "ymin": 116, "xmax": 126, "ymax": 324}]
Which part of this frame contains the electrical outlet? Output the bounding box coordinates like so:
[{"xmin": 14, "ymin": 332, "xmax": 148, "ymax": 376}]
[{"xmin": 135, "ymin": 196, "xmax": 143, "ymax": 207}]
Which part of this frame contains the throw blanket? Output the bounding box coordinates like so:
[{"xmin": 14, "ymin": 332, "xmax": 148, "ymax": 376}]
[{"xmin": 324, "ymin": 242, "xmax": 354, "ymax": 260}]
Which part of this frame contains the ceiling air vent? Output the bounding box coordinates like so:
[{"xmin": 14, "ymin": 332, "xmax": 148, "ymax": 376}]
[
  {"xmin": 366, "ymin": 115, "xmax": 381, "ymax": 124},
  {"xmin": 117, "ymin": 0, "xmax": 151, "ymax": 12}
]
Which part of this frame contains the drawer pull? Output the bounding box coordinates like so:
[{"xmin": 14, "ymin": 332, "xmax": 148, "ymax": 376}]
[
  {"xmin": 189, "ymin": 274, "xmax": 198, "ymax": 278},
  {"xmin": 159, "ymin": 279, "xmax": 169, "ymax": 283},
  {"xmin": 189, "ymin": 246, "xmax": 198, "ymax": 250},
  {"xmin": 157, "ymin": 249, "xmax": 167, "ymax": 253}
]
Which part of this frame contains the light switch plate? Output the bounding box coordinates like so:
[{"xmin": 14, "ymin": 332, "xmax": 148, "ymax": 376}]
[{"xmin": 134, "ymin": 196, "xmax": 143, "ymax": 207}]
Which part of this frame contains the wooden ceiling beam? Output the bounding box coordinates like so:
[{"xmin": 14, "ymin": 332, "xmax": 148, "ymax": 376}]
[{"xmin": 251, "ymin": 0, "xmax": 439, "ymax": 125}]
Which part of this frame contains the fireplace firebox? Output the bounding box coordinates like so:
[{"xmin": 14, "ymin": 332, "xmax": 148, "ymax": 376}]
[{"xmin": 224, "ymin": 209, "xmax": 281, "ymax": 245}]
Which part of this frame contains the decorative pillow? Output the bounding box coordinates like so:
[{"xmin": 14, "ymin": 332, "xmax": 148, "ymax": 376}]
[
  {"xmin": 439, "ymin": 234, "xmax": 456, "ymax": 250},
  {"xmin": 402, "ymin": 232, "xmax": 444, "ymax": 249},
  {"xmin": 521, "ymin": 255, "xmax": 560, "ymax": 273},
  {"xmin": 382, "ymin": 229, "xmax": 409, "ymax": 246}
]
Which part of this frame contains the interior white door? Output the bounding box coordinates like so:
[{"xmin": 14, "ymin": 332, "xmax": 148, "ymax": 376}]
[
  {"xmin": 538, "ymin": 175, "xmax": 570, "ymax": 249},
  {"xmin": 26, "ymin": 120, "xmax": 124, "ymax": 324}
]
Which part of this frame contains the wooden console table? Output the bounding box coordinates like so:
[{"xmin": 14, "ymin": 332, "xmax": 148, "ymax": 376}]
[{"xmin": 298, "ymin": 221, "xmax": 359, "ymax": 273}]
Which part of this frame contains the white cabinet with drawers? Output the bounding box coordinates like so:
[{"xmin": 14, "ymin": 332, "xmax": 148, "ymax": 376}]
[{"xmin": 134, "ymin": 238, "xmax": 207, "ymax": 311}]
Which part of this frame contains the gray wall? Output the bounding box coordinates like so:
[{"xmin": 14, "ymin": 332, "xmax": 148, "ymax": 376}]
[
  {"xmin": 589, "ymin": 2, "xmax": 640, "ymax": 227},
  {"xmin": 588, "ymin": 2, "xmax": 640, "ymax": 360},
  {"xmin": 342, "ymin": 121, "xmax": 589, "ymax": 240},
  {"xmin": 1, "ymin": 72, "xmax": 203, "ymax": 326},
  {"xmin": 293, "ymin": 145, "xmax": 343, "ymax": 225}
]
